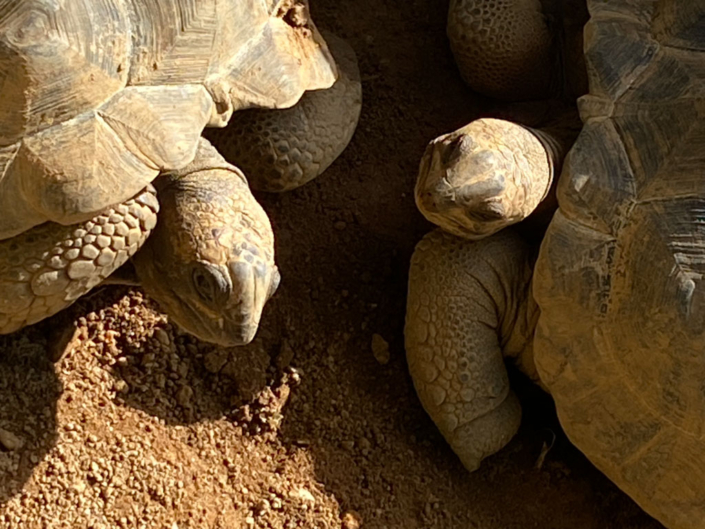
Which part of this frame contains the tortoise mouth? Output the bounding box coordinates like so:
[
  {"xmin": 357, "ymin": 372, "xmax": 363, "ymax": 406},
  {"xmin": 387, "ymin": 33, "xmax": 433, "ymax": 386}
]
[
  {"xmin": 171, "ymin": 309, "xmax": 260, "ymax": 347},
  {"xmin": 148, "ymin": 280, "xmax": 263, "ymax": 347}
]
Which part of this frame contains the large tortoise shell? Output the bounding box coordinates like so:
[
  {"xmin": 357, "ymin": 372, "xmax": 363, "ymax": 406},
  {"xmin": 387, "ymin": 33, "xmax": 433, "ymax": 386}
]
[
  {"xmin": 534, "ymin": 1, "xmax": 705, "ymax": 527},
  {"xmin": 0, "ymin": 0, "xmax": 336, "ymax": 240}
]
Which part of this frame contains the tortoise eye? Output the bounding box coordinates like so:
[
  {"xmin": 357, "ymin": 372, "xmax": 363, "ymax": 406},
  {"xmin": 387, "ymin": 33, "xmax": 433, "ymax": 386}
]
[{"xmin": 192, "ymin": 264, "xmax": 231, "ymax": 306}]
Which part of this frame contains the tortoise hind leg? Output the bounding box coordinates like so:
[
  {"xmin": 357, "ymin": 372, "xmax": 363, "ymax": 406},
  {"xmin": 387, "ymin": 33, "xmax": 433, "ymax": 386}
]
[
  {"xmin": 0, "ymin": 187, "xmax": 159, "ymax": 334},
  {"xmin": 405, "ymin": 228, "xmax": 538, "ymax": 470}
]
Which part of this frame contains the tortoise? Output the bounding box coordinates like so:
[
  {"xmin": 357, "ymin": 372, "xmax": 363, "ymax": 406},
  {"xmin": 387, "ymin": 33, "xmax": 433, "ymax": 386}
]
[
  {"xmin": 405, "ymin": 0, "xmax": 705, "ymax": 527},
  {"xmin": 0, "ymin": 0, "xmax": 340, "ymax": 346}
]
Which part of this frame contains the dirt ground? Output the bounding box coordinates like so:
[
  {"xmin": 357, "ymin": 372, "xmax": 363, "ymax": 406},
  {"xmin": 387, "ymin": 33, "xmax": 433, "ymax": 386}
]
[{"xmin": 0, "ymin": 1, "xmax": 668, "ymax": 528}]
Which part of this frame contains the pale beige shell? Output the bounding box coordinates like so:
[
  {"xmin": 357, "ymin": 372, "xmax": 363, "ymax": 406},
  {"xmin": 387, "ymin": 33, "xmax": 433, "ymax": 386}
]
[{"xmin": 0, "ymin": 0, "xmax": 337, "ymax": 240}]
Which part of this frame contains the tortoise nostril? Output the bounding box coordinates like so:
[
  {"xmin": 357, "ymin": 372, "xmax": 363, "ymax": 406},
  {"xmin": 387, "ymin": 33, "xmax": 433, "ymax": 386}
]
[{"xmin": 440, "ymin": 134, "xmax": 475, "ymax": 166}]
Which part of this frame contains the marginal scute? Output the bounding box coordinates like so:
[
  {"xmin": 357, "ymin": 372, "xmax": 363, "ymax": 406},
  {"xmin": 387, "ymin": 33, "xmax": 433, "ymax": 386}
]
[
  {"xmin": 208, "ymin": 0, "xmax": 269, "ymax": 81},
  {"xmin": 0, "ymin": 144, "xmax": 29, "ymax": 240},
  {"xmin": 549, "ymin": 376, "xmax": 668, "ymax": 488},
  {"xmin": 206, "ymin": 32, "xmax": 361, "ymax": 192},
  {"xmin": 9, "ymin": 112, "xmax": 157, "ymax": 227},
  {"xmin": 220, "ymin": 16, "xmax": 337, "ymax": 112},
  {"xmin": 534, "ymin": 211, "xmax": 618, "ymax": 383},
  {"xmin": 98, "ymin": 85, "xmax": 214, "ymax": 170}
]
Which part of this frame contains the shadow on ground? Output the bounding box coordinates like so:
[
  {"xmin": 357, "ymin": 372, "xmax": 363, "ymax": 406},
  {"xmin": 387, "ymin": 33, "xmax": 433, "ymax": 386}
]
[
  {"xmin": 260, "ymin": 0, "xmax": 665, "ymax": 527},
  {"xmin": 0, "ymin": 327, "xmax": 60, "ymax": 508}
]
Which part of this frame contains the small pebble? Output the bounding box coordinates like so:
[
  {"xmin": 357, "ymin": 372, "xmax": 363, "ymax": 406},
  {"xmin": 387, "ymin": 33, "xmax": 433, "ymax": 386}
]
[
  {"xmin": 204, "ymin": 350, "xmax": 228, "ymax": 373},
  {"xmin": 358, "ymin": 437, "xmax": 372, "ymax": 452},
  {"xmin": 255, "ymin": 499, "xmax": 270, "ymax": 515},
  {"xmin": 371, "ymin": 334, "xmax": 390, "ymax": 365},
  {"xmin": 296, "ymin": 488, "xmax": 316, "ymax": 503},
  {"xmin": 342, "ymin": 511, "xmax": 363, "ymax": 529},
  {"xmin": 154, "ymin": 328, "xmax": 170, "ymax": 347},
  {"xmin": 176, "ymin": 385, "xmax": 194, "ymax": 407},
  {"xmin": 72, "ymin": 480, "xmax": 87, "ymax": 494},
  {"xmin": 0, "ymin": 428, "xmax": 23, "ymax": 451}
]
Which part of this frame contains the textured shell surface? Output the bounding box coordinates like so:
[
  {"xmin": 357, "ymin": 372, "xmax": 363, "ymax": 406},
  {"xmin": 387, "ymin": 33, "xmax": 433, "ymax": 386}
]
[
  {"xmin": 0, "ymin": 0, "xmax": 336, "ymax": 240},
  {"xmin": 533, "ymin": 1, "xmax": 705, "ymax": 527}
]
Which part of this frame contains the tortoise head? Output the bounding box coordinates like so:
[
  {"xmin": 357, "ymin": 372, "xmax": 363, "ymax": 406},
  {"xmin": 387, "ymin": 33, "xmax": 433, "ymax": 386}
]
[
  {"xmin": 133, "ymin": 142, "xmax": 280, "ymax": 347},
  {"xmin": 415, "ymin": 119, "xmax": 554, "ymax": 240},
  {"xmin": 207, "ymin": 0, "xmax": 338, "ymax": 126}
]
